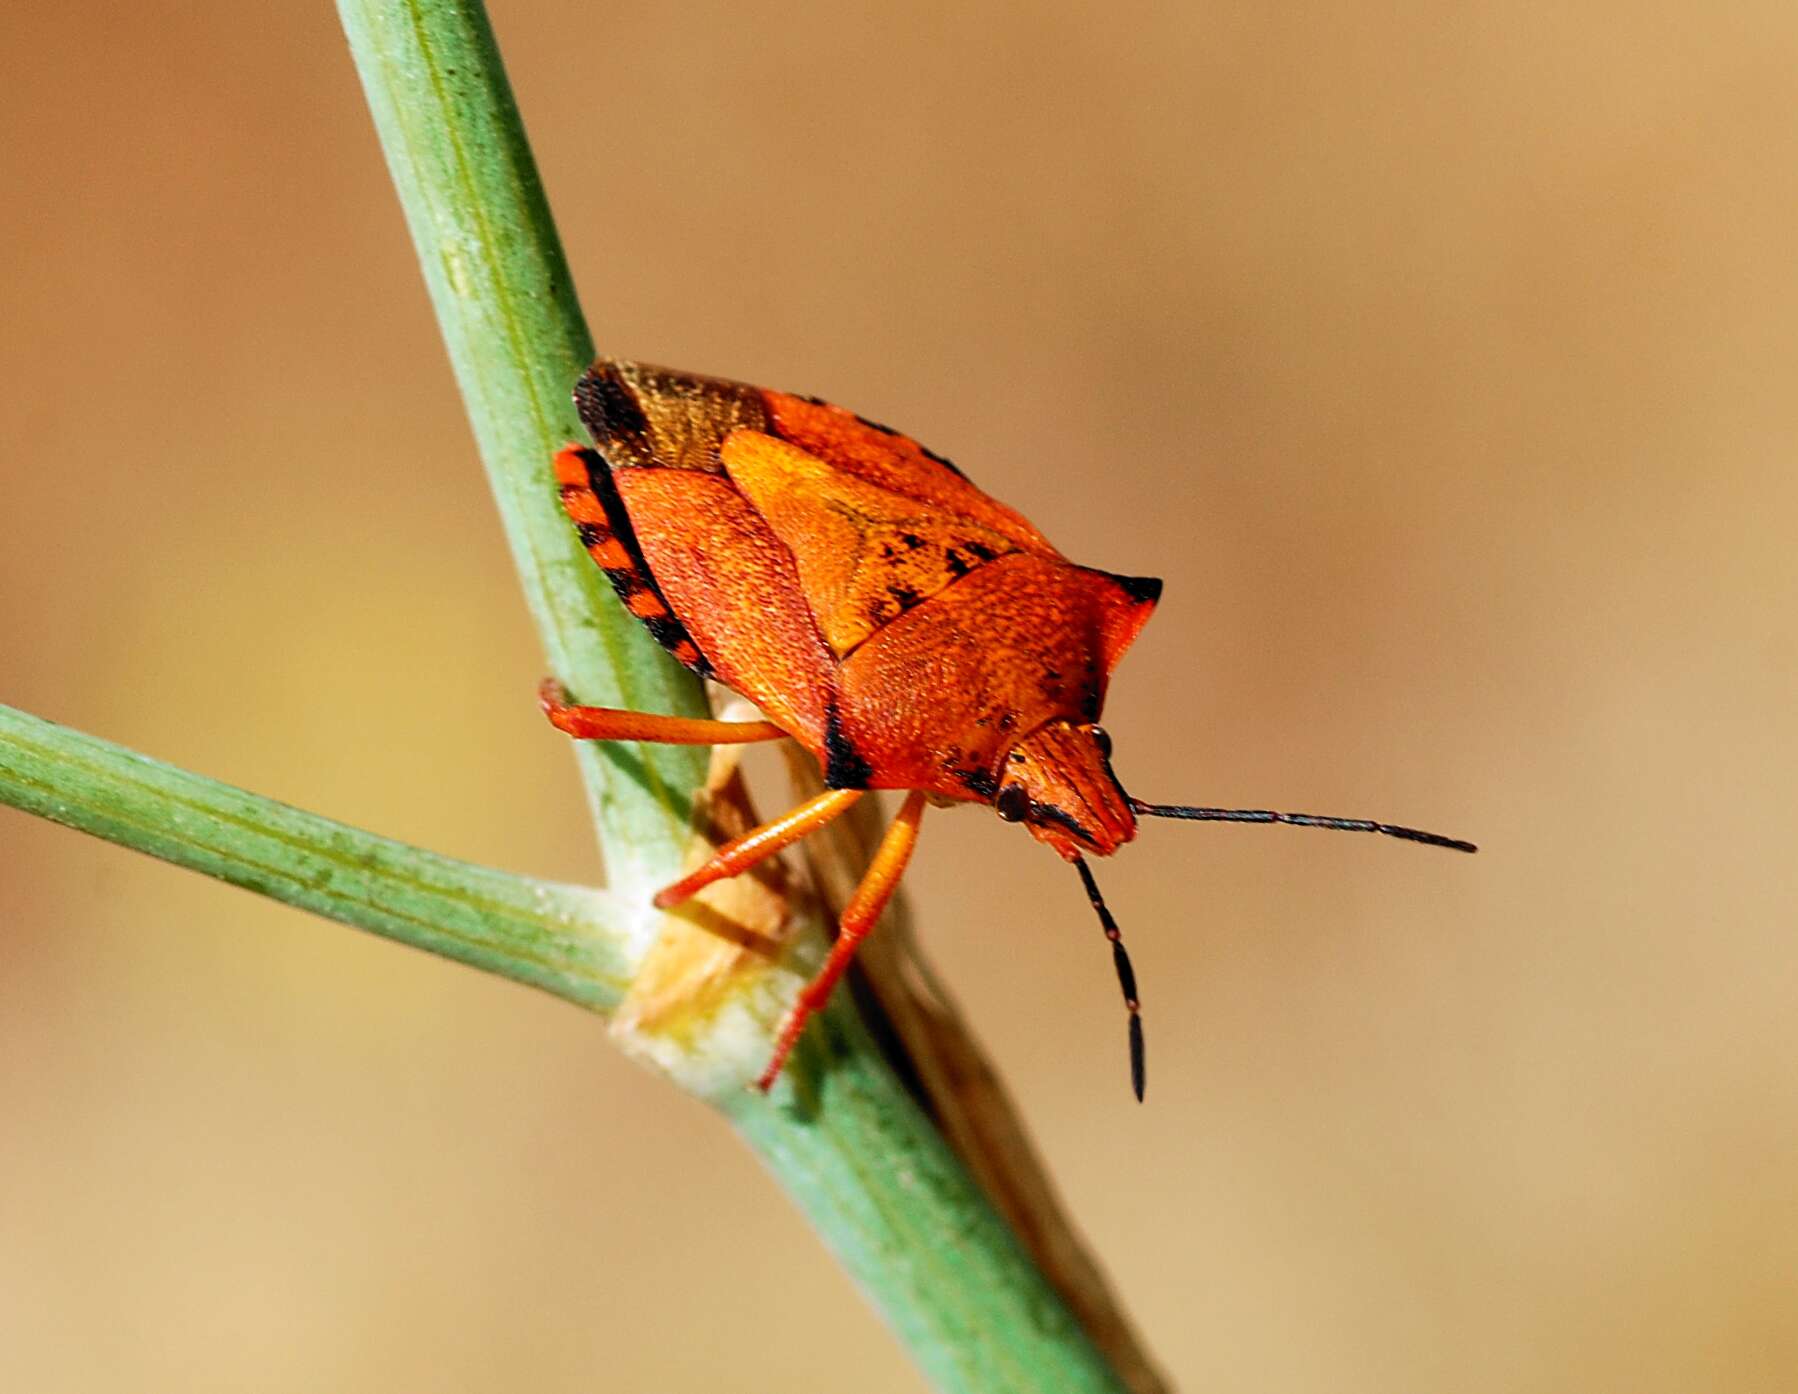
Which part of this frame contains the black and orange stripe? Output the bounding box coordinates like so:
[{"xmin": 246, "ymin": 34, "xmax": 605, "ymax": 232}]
[{"xmin": 553, "ymin": 445, "xmax": 712, "ymax": 677}]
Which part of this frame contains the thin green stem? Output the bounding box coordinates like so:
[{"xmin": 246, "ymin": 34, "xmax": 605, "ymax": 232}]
[
  {"xmin": 0, "ymin": 704, "xmax": 634, "ymax": 1010},
  {"xmin": 338, "ymin": 0, "xmax": 707, "ymax": 903},
  {"xmin": 728, "ymin": 1006, "xmax": 1129, "ymax": 1394}
]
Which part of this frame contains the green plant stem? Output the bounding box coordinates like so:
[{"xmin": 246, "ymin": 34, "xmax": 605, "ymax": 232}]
[
  {"xmin": 0, "ymin": 704, "xmax": 633, "ymax": 1009},
  {"xmin": 337, "ymin": 0, "xmax": 707, "ymax": 904},
  {"xmin": 728, "ymin": 1006, "xmax": 1127, "ymax": 1394}
]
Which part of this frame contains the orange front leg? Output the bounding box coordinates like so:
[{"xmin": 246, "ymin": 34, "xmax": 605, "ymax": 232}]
[
  {"xmin": 539, "ymin": 678, "xmax": 786, "ymax": 744},
  {"xmin": 653, "ymin": 788, "xmax": 864, "ymax": 910},
  {"xmin": 757, "ymin": 789, "xmax": 928, "ymax": 1092}
]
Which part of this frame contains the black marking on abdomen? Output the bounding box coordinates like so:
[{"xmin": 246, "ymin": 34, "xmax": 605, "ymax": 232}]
[
  {"xmin": 563, "ymin": 446, "xmax": 713, "ymax": 679},
  {"xmin": 823, "ymin": 697, "xmax": 873, "ymax": 789}
]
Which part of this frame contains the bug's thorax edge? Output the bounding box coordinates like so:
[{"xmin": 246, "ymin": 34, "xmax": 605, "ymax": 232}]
[{"xmin": 994, "ymin": 719, "xmax": 1136, "ymax": 860}]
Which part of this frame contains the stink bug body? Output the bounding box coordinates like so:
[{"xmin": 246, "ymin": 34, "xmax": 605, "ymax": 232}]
[{"xmin": 544, "ymin": 359, "xmax": 1475, "ymax": 1097}]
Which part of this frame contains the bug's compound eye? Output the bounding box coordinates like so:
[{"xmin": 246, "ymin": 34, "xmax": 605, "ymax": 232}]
[
  {"xmin": 1089, "ymin": 725, "xmax": 1113, "ymax": 759},
  {"xmin": 996, "ymin": 783, "xmax": 1029, "ymax": 823}
]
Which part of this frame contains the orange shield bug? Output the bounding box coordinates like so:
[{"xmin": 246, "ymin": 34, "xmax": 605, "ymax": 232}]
[{"xmin": 543, "ymin": 360, "xmax": 1475, "ymax": 1098}]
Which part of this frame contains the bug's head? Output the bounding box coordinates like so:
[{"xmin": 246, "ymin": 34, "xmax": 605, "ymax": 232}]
[{"xmin": 993, "ymin": 720, "xmax": 1136, "ymax": 859}]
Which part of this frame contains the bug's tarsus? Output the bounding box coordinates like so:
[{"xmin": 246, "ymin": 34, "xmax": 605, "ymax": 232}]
[
  {"xmin": 1073, "ymin": 857, "xmax": 1145, "ymax": 1102},
  {"xmin": 1129, "ymin": 799, "xmax": 1477, "ymax": 854}
]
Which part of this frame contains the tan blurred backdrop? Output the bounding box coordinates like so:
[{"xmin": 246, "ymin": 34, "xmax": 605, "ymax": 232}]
[{"xmin": 4, "ymin": 3, "xmax": 1795, "ymax": 1391}]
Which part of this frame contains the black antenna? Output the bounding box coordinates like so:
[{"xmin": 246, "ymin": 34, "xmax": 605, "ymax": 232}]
[
  {"xmin": 1130, "ymin": 799, "xmax": 1477, "ymax": 853},
  {"xmin": 1073, "ymin": 856, "xmax": 1145, "ymax": 1102}
]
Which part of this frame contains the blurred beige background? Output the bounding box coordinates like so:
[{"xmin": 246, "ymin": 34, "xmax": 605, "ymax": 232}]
[{"xmin": 4, "ymin": 2, "xmax": 1795, "ymax": 1391}]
